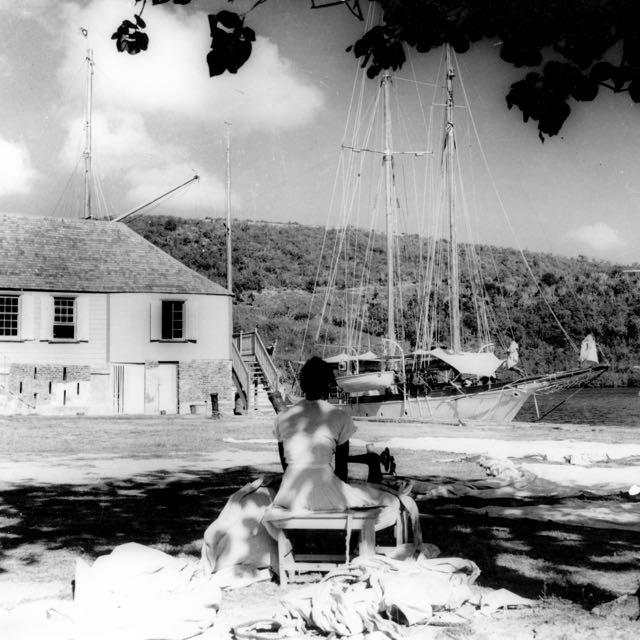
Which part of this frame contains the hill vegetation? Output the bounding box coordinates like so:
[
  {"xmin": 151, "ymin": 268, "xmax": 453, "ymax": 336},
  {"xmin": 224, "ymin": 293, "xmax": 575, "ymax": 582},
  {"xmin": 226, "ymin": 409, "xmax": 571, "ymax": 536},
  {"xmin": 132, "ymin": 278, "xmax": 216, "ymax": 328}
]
[{"xmin": 128, "ymin": 215, "xmax": 640, "ymax": 386}]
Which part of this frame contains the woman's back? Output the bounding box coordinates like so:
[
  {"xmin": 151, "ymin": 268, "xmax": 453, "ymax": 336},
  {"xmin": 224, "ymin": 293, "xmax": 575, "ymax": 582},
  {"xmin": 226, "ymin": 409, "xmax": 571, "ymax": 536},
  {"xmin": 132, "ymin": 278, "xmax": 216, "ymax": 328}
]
[{"xmin": 275, "ymin": 399, "xmax": 355, "ymax": 468}]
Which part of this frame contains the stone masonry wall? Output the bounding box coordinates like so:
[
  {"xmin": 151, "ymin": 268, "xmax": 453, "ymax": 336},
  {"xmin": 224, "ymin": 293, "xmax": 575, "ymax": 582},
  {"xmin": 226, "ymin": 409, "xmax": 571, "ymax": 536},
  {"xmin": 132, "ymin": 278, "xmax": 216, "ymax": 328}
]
[
  {"xmin": 6, "ymin": 363, "xmax": 92, "ymax": 413},
  {"xmin": 178, "ymin": 359, "xmax": 234, "ymax": 416}
]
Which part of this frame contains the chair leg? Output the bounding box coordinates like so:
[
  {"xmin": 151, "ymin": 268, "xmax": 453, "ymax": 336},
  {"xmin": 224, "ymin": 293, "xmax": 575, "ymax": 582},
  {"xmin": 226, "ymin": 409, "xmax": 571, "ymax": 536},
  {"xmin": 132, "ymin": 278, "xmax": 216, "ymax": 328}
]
[
  {"xmin": 276, "ymin": 529, "xmax": 289, "ymax": 587},
  {"xmin": 359, "ymin": 519, "xmax": 376, "ymax": 557}
]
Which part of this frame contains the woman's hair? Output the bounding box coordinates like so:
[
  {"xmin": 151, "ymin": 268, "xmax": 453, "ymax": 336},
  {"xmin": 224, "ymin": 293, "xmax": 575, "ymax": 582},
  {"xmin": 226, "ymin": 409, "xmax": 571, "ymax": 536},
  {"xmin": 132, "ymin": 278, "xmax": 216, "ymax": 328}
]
[{"xmin": 299, "ymin": 356, "xmax": 336, "ymax": 400}]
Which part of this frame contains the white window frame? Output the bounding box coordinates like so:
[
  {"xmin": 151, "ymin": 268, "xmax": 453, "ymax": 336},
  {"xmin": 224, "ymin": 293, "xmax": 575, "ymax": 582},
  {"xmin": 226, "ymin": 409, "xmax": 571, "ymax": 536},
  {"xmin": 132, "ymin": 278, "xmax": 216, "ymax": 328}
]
[
  {"xmin": 52, "ymin": 296, "xmax": 77, "ymax": 341},
  {"xmin": 0, "ymin": 294, "xmax": 20, "ymax": 340}
]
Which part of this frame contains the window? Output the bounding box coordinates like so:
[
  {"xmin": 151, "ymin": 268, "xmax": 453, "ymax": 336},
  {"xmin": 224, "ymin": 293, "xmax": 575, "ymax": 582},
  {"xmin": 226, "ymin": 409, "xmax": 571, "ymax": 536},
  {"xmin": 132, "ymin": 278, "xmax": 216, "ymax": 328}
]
[
  {"xmin": 161, "ymin": 300, "xmax": 184, "ymax": 340},
  {"xmin": 53, "ymin": 297, "xmax": 76, "ymax": 340},
  {"xmin": 0, "ymin": 295, "xmax": 19, "ymax": 337}
]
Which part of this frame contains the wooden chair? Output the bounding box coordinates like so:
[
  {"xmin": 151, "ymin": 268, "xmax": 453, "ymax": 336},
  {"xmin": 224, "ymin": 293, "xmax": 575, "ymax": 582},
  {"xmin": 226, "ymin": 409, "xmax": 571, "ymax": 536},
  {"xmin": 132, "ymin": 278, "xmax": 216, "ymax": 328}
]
[{"xmin": 267, "ymin": 506, "xmax": 408, "ymax": 587}]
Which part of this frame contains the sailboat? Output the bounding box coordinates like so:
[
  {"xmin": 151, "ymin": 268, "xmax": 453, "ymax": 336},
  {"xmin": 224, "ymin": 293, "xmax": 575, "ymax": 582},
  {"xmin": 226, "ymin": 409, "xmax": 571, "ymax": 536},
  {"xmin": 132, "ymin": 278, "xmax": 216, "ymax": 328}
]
[{"xmin": 307, "ymin": 44, "xmax": 607, "ymax": 424}]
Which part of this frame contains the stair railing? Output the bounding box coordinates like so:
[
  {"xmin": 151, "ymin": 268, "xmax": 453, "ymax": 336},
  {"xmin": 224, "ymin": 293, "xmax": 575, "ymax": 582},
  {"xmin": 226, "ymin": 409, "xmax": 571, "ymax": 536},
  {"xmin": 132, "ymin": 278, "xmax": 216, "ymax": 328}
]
[
  {"xmin": 231, "ymin": 342, "xmax": 251, "ymax": 408},
  {"xmin": 252, "ymin": 330, "xmax": 279, "ymax": 392}
]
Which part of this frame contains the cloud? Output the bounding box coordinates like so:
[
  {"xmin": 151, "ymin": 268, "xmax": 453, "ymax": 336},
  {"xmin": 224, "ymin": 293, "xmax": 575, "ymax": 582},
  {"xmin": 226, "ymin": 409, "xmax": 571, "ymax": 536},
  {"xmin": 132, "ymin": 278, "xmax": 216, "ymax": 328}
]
[
  {"xmin": 567, "ymin": 222, "xmax": 622, "ymax": 253},
  {"xmin": 60, "ymin": 110, "xmax": 182, "ymax": 174},
  {"xmin": 0, "ymin": 137, "xmax": 37, "ymax": 196},
  {"xmin": 58, "ymin": 0, "xmax": 324, "ymax": 132},
  {"xmin": 53, "ymin": 0, "xmax": 323, "ymax": 217}
]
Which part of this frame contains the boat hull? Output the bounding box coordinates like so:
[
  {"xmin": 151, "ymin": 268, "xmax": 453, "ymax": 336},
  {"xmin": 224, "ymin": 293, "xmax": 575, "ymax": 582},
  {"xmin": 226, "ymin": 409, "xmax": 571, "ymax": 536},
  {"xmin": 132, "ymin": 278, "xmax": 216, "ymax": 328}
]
[
  {"xmin": 341, "ymin": 385, "xmax": 532, "ymax": 423},
  {"xmin": 335, "ymin": 365, "xmax": 608, "ymax": 424},
  {"xmin": 336, "ymin": 371, "xmax": 395, "ymax": 394}
]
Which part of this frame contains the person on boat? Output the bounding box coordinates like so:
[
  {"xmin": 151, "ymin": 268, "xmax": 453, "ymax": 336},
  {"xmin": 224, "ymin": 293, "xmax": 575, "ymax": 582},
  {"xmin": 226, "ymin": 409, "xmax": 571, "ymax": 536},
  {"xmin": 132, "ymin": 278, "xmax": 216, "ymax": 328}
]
[
  {"xmin": 268, "ymin": 356, "xmax": 398, "ymax": 516},
  {"xmin": 409, "ymin": 370, "xmax": 427, "ymax": 396},
  {"xmin": 506, "ymin": 340, "xmax": 525, "ymax": 375}
]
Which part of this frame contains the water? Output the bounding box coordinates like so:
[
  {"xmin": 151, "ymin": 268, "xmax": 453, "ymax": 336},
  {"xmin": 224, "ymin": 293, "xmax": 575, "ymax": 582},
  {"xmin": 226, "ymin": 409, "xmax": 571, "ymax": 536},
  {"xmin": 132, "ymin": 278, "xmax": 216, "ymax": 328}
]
[{"xmin": 515, "ymin": 387, "xmax": 640, "ymax": 427}]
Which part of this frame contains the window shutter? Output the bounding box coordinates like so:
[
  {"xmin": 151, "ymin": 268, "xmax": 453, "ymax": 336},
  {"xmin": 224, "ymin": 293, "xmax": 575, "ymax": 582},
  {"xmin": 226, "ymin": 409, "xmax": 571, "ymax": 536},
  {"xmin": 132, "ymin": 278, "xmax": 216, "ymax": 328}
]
[
  {"xmin": 150, "ymin": 301, "xmax": 162, "ymax": 341},
  {"xmin": 20, "ymin": 294, "xmax": 36, "ymax": 340},
  {"xmin": 39, "ymin": 295, "xmax": 53, "ymax": 341},
  {"xmin": 186, "ymin": 298, "xmax": 198, "ymax": 342},
  {"xmin": 77, "ymin": 296, "xmax": 90, "ymax": 341}
]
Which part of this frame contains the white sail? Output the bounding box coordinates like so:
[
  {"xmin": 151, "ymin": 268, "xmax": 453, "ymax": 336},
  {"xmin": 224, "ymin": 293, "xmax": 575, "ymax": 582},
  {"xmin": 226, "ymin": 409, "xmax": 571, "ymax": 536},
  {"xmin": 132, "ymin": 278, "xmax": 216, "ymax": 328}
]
[{"xmin": 580, "ymin": 334, "xmax": 599, "ymax": 365}]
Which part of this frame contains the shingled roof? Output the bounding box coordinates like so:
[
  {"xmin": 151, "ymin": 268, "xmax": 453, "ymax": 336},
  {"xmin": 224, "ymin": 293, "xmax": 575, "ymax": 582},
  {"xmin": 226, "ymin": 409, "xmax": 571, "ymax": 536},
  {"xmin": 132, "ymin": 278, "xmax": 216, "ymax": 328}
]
[{"xmin": 0, "ymin": 214, "xmax": 229, "ymax": 295}]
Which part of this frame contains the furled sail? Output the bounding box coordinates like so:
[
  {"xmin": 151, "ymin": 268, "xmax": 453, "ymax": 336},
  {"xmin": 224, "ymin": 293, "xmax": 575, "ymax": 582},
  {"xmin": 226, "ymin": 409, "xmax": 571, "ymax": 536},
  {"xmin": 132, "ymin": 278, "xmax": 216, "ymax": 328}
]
[{"xmin": 429, "ymin": 348, "xmax": 504, "ymax": 378}]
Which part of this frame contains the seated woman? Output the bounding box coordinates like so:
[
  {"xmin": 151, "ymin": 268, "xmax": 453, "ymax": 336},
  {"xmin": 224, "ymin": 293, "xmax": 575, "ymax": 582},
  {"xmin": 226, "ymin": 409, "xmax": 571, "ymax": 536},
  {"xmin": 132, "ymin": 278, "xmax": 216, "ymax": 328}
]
[{"xmin": 268, "ymin": 357, "xmax": 400, "ymax": 530}]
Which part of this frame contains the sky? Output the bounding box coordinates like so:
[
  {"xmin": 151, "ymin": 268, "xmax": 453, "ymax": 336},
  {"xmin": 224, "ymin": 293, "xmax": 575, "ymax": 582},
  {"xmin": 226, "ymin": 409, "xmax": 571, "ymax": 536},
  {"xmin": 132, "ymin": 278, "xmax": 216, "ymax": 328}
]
[{"xmin": 0, "ymin": 0, "xmax": 639, "ymax": 264}]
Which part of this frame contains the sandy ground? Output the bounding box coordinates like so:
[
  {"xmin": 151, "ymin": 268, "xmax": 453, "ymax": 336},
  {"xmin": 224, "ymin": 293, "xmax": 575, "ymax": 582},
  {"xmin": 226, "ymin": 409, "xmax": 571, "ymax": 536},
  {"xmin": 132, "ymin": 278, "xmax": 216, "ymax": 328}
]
[{"xmin": 1, "ymin": 414, "xmax": 639, "ymax": 639}]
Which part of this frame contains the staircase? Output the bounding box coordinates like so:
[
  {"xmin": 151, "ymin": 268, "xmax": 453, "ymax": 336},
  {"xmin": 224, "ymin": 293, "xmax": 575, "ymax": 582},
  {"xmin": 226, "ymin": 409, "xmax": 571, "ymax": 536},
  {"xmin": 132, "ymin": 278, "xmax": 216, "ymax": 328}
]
[{"xmin": 232, "ymin": 330, "xmax": 281, "ymax": 414}]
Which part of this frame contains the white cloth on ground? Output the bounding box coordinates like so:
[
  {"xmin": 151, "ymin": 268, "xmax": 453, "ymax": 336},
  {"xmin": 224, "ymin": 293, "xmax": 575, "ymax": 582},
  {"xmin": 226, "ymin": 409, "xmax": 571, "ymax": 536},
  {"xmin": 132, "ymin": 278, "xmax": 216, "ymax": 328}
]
[
  {"xmin": 201, "ymin": 476, "xmax": 276, "ymax": 584},
  {"xmin": 279, "ymin": 551, "xmax": 533, "ymax": 638},
  {"xmin": 71, "ymin": 543, "xmax": 220, "ymax": 640}
]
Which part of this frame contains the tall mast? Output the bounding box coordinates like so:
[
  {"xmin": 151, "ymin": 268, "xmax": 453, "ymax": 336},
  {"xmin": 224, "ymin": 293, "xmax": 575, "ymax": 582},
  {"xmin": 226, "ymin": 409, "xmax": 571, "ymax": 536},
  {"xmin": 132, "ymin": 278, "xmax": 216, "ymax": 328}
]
[
  {"xmin": 445, "ymin": 44, "xmax": 461, "ymax": 352},
  {"xmin": 382, "ymin": 71, "xmax": 396, "ymax": 354},
  {"xmin": 82, "ymin": 48, "xmax": 94, "ymax": 220},
  {"xmin": 225, "ymin": 122, "xmax": 233, "ymax": 293}
]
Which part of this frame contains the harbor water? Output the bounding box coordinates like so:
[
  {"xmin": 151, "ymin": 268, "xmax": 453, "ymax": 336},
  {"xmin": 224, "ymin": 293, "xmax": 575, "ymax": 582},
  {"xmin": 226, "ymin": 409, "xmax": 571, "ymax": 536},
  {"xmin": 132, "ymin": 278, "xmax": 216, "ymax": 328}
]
[{"xmin": 516, "ymin": 387, "xmax": 640, "ymax": 427}]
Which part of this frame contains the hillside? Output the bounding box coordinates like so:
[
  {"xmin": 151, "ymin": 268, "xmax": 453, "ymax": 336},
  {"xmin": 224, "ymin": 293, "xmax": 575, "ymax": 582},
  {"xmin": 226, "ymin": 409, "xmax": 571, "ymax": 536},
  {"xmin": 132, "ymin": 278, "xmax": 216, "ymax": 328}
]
[{"xmin": 128, "ymin": 216, "xmax": 640, "ymax": 386}]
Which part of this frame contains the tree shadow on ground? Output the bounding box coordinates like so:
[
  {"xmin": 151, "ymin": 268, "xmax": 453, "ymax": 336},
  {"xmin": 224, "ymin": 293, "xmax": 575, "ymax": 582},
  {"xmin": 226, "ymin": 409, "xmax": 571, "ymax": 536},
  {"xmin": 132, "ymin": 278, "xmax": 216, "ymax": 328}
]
[
  {"xmin": 418, "ymin": 485, "xmax": 640, "ymax": 610},
  {"xmin": 0, "ymin": 466, "xmax": 264, "ymax": 569},
  {"xmin": 2, "ymin": 467, "xmax": 638, "ymax": 611}
]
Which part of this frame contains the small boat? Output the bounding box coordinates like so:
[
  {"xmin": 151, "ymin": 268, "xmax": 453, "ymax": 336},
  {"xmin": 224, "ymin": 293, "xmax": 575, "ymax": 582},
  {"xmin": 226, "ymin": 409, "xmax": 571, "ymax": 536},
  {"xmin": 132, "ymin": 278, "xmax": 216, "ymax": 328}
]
[{"xmin": 336, "ymin": 370, "xmax": 396, "ymax": 394}]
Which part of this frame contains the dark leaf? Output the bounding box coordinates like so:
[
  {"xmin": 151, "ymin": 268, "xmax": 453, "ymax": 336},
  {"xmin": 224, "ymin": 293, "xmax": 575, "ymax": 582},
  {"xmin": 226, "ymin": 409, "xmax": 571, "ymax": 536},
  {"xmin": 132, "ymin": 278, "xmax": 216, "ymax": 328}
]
[
  {"xmin": 571, "ymin": 75, "xmax": 598, "ymax": 101},
  {"xmin": 206, "ymin": 50, "xmax": 227, "ymax": 77},
  {"xmin": 216, "ymin": 10, "xmax": 242, "ymax": 31},
  {"xmin": 226, "ymin": 40, "xmax": 252, "ymax": 73},
  {"xmin": 152, "ymin": 0, "xmax": 171, "ymax": 4},
  {"xmin": 122, "ymin": 19, "xmax": 136, "ymax": 30},
  {"xmin": 240, "ymin": 27, "xmax": 256, "ymax": 43},
  {"xmin": 135, "ymin": 14, "xmax": 146, "ymax": 29},
  {"xmin": 138, "ymin": 32, "xmax": 149, "ymax": 51},
  {"xmin": 590, "ymin": 61, "xmax": 614, "ymax": 83},
  {"xmin": 629, "ymin": 79, "xmax": 640, "ymax": 103},
  {"xmin": 451, "ymin": 34, "xmax": 470, "ymax": 54},
  {"xmin": 366, "ymin": 64, "xmax": 381, "ymax": 79}
]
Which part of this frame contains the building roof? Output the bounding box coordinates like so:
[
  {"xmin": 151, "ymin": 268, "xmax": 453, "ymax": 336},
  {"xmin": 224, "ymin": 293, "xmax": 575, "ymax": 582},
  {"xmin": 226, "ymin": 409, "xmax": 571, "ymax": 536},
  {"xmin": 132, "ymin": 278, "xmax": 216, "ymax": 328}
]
[{"xmin": 0, "ymin": 214, "xmax": 229, "ymax": 295}]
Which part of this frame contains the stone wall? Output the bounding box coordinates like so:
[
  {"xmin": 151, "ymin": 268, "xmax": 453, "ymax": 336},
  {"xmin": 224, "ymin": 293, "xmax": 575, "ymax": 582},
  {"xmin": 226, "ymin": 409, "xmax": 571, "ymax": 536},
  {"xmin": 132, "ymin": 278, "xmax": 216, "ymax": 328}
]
[
  {"xmin": 5, "ymin": 363, "xmax": 93, "ymax": 413},
  {"xmin": 178, "ymin": 359, "xmax": 234, "ymax": 415}
]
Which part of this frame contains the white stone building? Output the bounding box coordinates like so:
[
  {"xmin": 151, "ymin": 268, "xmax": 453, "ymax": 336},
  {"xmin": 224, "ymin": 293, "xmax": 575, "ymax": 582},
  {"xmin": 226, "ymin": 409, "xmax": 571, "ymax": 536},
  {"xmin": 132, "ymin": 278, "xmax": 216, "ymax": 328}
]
[{"xmin": 0, "ymin": 214, "xmax": 234, "ymax": 415}]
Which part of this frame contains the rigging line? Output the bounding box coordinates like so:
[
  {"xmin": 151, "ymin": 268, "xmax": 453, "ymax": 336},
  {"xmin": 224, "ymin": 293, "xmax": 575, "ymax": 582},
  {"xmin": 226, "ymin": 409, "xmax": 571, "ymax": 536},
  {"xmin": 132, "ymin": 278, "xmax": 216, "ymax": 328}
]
[
  {"xmin": 393, "ymin": 76, "xmax": 441, "ymax": 88},
  {"xmin": 454, "ymin": 139, "xmax": 493, "ymax": 348},
  {"xmin": 452, "ymin": 49, "xmax": 579, "ymax": 354},
  {"xmin": 307, "ymin": 150, "xmax": 350, "ymax": 352},
  {"xmin": 512, "ymin": 156, "xmax": 599, "ymax": 356},
  {"xmin": 50, "ymin": 156, "xmax": 83, "ymax": 217}
]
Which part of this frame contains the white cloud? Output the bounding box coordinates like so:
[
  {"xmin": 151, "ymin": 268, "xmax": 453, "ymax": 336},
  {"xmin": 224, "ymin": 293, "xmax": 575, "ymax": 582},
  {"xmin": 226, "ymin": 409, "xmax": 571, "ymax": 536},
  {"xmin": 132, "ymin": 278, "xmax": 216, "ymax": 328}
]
[
  {"xmin": 58, "ymin": 0, "xmax": 324, "ymax": 132},
  {"xmin": 567, "ymin": 222, "xmax": 622, "ymax": 253},
  {"xmin": 0, "ymin": 137, "xmax": 37, "ymax": 196},
  {"xmin": 53, "ymin": 0, "xmax": 323, "ymax": 217},
  {"xmin": 60, "ymin": 110, "xmax": 183, "ymax": 173}
]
